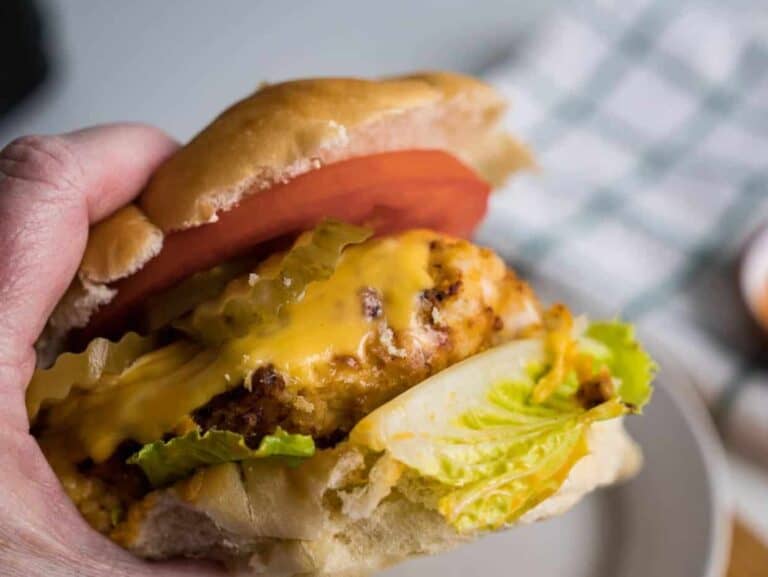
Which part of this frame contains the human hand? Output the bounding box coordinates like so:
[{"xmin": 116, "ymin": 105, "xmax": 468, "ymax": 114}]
[{"xmin": 0, "ymin": 125, "xmax": 223, "ymax": 576}]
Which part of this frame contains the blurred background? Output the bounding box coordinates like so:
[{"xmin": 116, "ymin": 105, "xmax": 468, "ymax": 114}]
[
  {"xmin": 2, "ymin": 0, "xmax": 767, "ymax": 574},
  {"xmin": 0, "ymin": 0, "xmax": 550, "ymax": 139}
]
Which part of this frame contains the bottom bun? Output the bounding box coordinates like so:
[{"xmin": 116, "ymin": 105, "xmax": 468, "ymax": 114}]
[{"xmin": 116, "ymin": 418, "xmax": 640, "ymax": 576}]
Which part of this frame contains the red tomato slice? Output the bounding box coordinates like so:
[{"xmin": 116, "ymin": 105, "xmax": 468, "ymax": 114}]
[{"xmin": 80, "ymin": 150, "xmax": 490, "ymax": 341}]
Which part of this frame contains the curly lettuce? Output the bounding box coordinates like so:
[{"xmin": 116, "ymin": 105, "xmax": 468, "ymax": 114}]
[
  {"xmin": 584, "ymin": 321, "xmax": 656, "ymax": 409},
  {"xmin": 350, "ymin": 320, "xmax": 653, "ymax": 533},
  {"xmin": 128, "ymin": 428, "xmax": 315, "ymax": 487}
]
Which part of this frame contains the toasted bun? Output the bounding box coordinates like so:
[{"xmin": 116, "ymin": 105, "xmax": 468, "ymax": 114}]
[
  {"xmin": 38, "ymin": 72, "xmax": 531, "ymax": 361},
  {"xmin": 79, "ymin": 205, "xmax": 164, "ymax": 284},
  {"xmin": 115, "ymin": 419, "xmax": 640, "ymax": 576},
  {"xmin": 35, "ymin": 205, "xmax": 164, "ymax": 365}
]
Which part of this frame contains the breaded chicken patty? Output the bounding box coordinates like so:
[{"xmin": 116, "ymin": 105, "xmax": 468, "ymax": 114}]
[{"xmin": 193, "ymin": 231, "xmax": 542, "ymax": 446}]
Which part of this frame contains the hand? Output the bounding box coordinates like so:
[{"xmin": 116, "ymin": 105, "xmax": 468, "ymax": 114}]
[{"xmin": 0, "ymin": 126, "xmax": 222, "ymax": 576}]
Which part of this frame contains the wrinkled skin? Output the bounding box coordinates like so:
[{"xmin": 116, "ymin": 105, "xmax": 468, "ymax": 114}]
[{"xmin": 0, "ymin": 125, "xmax": 222, "ymax": 576}]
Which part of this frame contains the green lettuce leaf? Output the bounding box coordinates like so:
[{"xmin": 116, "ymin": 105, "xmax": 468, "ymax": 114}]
[
  {"xmin": 128, "ymin": 427, "xmax": 315, "ymax": 487},
  {"xmin": 176, "ymin": 219, "xmax": 372, "ymax": 344},
  {"xmin": 351, "ymin": 326, "xmax": 653, "ymax": 533},
  {"xmin": 26, "ymin": 332, "xmax": 156, "ymax": 421},
  {"xmin": 585, "ymin": 321, "xmax": 656, "ymax": 410}
]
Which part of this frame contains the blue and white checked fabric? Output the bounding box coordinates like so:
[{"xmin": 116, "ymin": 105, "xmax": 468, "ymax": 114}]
[{"xmin": 479, "ymin": 0, "xmax": 768, "ymax": 460}]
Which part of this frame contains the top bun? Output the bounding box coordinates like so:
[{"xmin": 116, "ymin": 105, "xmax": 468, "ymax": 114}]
[{"xmin": 140, "ymin": 72, "xmax": 530, "ymax": 232}]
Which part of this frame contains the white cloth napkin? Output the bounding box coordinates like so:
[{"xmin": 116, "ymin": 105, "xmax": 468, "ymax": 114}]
[{"xmin": 478, "ymin": 0, "xmax": 768, "ymax": 463}]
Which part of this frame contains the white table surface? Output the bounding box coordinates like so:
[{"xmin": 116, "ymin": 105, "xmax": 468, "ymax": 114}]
[{"xmin": 3, "ymin": 0, "xmax": 767, "ymax": 548}]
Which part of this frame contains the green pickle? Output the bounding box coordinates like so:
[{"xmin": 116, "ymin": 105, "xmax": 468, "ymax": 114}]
[
  {"xmin": 142, "ymin": 256, "xmax": 260, "ymax": 332},
  {"xmin": 26, "ymin": 332, "xmax": 156, "ymax": 421},
  {"xmin": 176, "ymin": 219, "xmax": 372, "ymax": 344}
]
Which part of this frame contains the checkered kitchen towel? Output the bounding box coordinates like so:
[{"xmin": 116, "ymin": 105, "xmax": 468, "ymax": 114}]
[{"xmin": 478, "ymin": 0, "xmax": 768, "ymax": 461}]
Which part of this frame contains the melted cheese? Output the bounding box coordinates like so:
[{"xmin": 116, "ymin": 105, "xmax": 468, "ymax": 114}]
[
  {"xmin": 230, "ymin": 231, "xmax": 433, "ymax": 383},
  {"xmin": 532, "ymin": 304, "xmax": 576, "ymax": 403},
  {"xmin": 44, "ymin": 231, "xmax": 436, "ymax": 462}
]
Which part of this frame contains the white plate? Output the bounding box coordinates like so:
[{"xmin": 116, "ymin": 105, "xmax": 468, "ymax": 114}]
[{"xmin": 381, "ymin": 329, "xmax": 731, "ymax": 577}]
